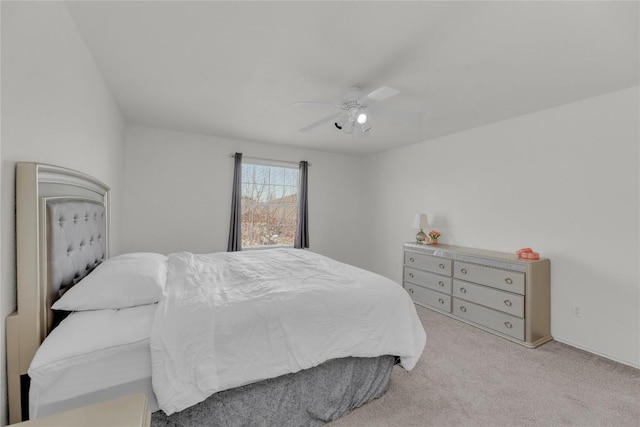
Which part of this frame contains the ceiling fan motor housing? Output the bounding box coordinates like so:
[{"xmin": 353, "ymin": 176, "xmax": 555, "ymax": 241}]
[
  {"xmin": 340, "ymin": 86, "xmax": 366, "ymax": 112},
  {"xmin": 334, "ymin": 87, "xmax": 368, "ymax": 130}
]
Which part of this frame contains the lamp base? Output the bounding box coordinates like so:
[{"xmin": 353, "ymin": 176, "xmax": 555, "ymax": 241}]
[{"xmin": 416, "ymin": 229, "xmax": 427, "ymax": 243}]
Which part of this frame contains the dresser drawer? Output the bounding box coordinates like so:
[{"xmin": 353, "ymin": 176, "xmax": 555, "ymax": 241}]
[
  {"xmin": 404, "ymin": 267, "xmax": 452, "ymax": 293},
  {"xmin": 404, "ymin": 282, "xmax": 452, "ymax": 313},
  {"xmin": 453, "ymin": 279, "xmax": 524, "ymax": 318},
  {"xmin": 452, "ymin": 298, "xmax": 525, "ymax": 340},
  {"xmin": 453, "ymin": 261, "xmax": 525, "ymax": 295},
  {"xmin": 404, "ymin": 251, "xmax": 452, "ymax": 275}
]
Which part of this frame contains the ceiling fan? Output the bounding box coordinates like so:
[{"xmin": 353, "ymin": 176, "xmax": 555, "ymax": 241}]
[{"xmin": 294, "ymin": 86, "xmax": 424, "ymax": 136}]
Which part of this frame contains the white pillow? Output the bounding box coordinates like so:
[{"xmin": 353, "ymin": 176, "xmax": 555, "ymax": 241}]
[
  {"xmin": 52, "ymin": 254, "xmax": 168, "ymax": 311},
  {"xmin": 109, "ymin": 252, "xmax": 169, "ymax": 263}
]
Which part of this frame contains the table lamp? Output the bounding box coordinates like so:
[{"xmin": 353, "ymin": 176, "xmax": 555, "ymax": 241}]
[{"xmin": 411, "ymin": 214, "xmax": 429, "ymax": 243}]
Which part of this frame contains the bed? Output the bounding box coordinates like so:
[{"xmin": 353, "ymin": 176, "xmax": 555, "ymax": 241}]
[{"xmin": 7, "ymin": 162, "xmax": 426, "ymax": 425}]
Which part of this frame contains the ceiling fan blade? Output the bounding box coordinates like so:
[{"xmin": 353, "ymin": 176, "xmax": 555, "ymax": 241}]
[
  {"xmin": 373, "ymin": 106, "xmax": 425, "ymax": 121},
  {"xmin": 358, "ymin": 86, "xmax": 400, "ymax": 106},
  {"xmin": 294, "ymin": 101, "xmax": 340, "ymax": 108},
  {"xmin": 298, "ymin": 112, "xmax": 341, "ymax": 132}
]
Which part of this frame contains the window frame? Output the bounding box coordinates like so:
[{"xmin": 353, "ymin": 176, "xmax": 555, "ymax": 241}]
[{"xmin": 240, "ymin": 160, "xmax": 299, "ymax": 250}]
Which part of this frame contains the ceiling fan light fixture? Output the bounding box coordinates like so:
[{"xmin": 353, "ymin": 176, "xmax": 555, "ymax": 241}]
[
  {"xmin": 334, "ymin": 114, "xmax": 349, "ymax": 130},
  {"xmin": 343, "ymin": 120, "xmax": 354, "ymax": 134},
  {"xmin": 359, "ymin": 121, "xmax": 372, "ymax": 133},
  {"xmin": 356, "ymin": 112, "xmax": 368, "ymax": 124}
]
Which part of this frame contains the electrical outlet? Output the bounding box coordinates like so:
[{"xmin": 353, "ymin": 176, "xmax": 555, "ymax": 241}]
[{"xmin": 571, "ymin": 304, "xmax": 583, "ymax": 318}]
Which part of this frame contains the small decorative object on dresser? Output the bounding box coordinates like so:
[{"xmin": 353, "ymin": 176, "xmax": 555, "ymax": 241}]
[
  {"xmin": 427, "ymin": 230, "xmax": 441, "ymax": 245},
  {"xmin": 403, "ymin": 242, "xmax": 551, "ymax": 348},
  {"xmin": 516, "ymin": 247, "xmax": 540, "ymax": 260}
]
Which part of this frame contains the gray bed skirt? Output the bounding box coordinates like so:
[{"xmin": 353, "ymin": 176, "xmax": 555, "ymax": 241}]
[{"xmin": 151, "ymin": 355, "xmax": 397, "ymax": 427}]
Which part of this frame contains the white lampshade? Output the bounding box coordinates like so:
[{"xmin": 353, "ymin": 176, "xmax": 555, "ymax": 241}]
[{"xmin": 411, "ymin": 214, "xmax": 429, "ymax": 230}]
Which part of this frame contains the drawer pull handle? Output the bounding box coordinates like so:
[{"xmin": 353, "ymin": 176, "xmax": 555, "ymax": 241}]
[
  {"xmin": 439, "ymin": 281, "xmax": 445, "ymax": 287},
  {"xmin": 504, "ymin": 299, "xmax": 512, "ymax": 307},
  {"xmin": 439, "ymin": 263, "xmax": 445, "ymax": 269},
  {"xmin": 409, "ymin": 273, "xmax": 414, "ymax": 278},
  {"xmin": 504, "ymin": 321, "xmax": 513, "ymax": 329},
  {"xmin": 460, "ymin": 268, "xmax": 467, "ymax": 274},
  {"xmin": 409, "ymin": 288, "xmax": 414, "ymax": 294},
  {"xmin": 460, "ymin": 306, "xmax": 467, "ymax": 312},
  {"xmin": 410, "ymin": 257, "xmax": 415, "ymax": 263},
  {"xmin": 438, "ymin": 298, "xmax": 445, "ymax": 304},
  {"xmin": 505, "ymin": 277, "xmax": 513, "ymax": 285},
  {"xmin": 460, "ymin": 287, "xmax": 467, "ymax": 293}
]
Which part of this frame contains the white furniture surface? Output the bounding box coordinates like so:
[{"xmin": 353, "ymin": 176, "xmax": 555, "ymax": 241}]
[
  {"xmin": 11, "ymin": 394, "xmax": 150, "ymax": 427},
  {"xmin": 403, "ymin": 243, "xmax": 551, "ymax": 347}
]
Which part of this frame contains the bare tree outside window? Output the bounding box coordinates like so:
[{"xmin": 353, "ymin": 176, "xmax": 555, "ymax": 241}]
[{"xmin": 241, "ymin": 163, "xmax": 298, "ymax": 248}]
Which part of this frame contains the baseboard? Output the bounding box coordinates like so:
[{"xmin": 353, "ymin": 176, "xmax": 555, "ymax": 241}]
[{"xmin": 553, "ymin": 336, "xmax": 640, "ymax": 370}]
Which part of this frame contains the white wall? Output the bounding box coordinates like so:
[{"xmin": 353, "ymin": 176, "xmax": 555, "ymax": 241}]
[
  {"xmin": 0, "ymin": 2, "xmax": 126, "ymax": 425},
  {"xmin": 362, "ymin": 87, "xmax": 640, "ymax": 367},
  {"xmin": 122, "ymin": 125, "xmax": 366, "ymax": 268}
]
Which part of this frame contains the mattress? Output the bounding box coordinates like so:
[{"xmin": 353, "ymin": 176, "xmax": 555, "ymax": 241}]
[{"xmin": 28, "ymin": 304, "xmax": 159, "ymax": 419}]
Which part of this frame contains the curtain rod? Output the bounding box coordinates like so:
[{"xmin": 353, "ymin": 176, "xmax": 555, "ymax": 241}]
[{"xmin": 229, "ymin": 153, "xmax": 311, "ymax": 167}]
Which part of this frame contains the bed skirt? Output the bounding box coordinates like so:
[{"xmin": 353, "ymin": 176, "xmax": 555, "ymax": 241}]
[{"xmin": 151, "ymin": 355, "xmax": 396, "ymax": 427}]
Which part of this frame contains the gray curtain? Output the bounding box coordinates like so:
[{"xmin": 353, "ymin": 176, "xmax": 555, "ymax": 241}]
[
  {"xmin": 227, "ymin": 152, "xmax": 242, "ymax": 251},
  {"xmin": 295, "ymin": 161, "xmax": 309, "ymax": 249}
]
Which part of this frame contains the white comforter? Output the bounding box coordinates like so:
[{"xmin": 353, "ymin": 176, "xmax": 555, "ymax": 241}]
[{"xmin": 150, "ymin": 249, "xmax": 426, "ymax": 415}]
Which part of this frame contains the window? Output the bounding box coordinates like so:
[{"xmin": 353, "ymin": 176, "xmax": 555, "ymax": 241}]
[{"xmin": 241, "ymin": 162, "xmax": 299, "ymax": 248}]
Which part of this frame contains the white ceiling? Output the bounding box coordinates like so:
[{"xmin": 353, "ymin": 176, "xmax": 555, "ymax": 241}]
[{"xmin": 66, "ymin": 1, "xmax": 639, "ymax": 156}]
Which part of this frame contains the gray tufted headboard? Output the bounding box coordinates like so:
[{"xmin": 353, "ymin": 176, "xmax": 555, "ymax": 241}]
[
  {"xmin": 7, "ymin": 163, "xmax": 110, "ymax": 423},
  {"xmin": 47, "ymin": 198, "xmax": 107, "ymax": 300}
]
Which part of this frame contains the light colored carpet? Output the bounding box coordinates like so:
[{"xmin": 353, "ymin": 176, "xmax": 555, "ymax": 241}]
[{"xmin": 330, "ymin": 304, "xmax": 640, "ymax": 427}]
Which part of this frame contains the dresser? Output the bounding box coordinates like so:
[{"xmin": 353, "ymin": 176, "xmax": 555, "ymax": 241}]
[{"xmin": 403, "ymin": 243, "xmax": 551, "ymax": 348}]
